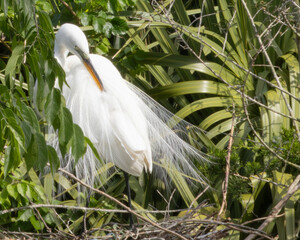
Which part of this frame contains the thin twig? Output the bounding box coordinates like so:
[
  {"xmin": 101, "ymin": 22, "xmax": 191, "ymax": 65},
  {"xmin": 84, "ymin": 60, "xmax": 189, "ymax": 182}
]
[
  {"xmin": 241, "ymin": 0, "xmax": 300, "ymax": 141},
  {"xmin": 58, "ymin": 168, "xmax": 188, "ymax": 240},
  {"xmin": 58, "ymin": 0, "xmax": 80, "ymax": 24},
  {"xmin": 218, "ymin": 103, "xmax": 235, "ymax": 219}
]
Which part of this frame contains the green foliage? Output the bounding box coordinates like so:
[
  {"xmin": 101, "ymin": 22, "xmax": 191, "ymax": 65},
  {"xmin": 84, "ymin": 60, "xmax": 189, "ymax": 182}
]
[
  {"xmin": 0, "ymin": 0, "xmax": 88, "ymax": 178},
  {"xmin": 0, "ymin": 0, "xmax": 300, "ymax": 238}
]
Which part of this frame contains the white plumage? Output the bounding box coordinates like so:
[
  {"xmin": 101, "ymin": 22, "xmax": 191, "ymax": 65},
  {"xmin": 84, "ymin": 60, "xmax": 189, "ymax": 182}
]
[{"xmin": 50, "ymin": 23, "xmax": 207, "ymax": 189}]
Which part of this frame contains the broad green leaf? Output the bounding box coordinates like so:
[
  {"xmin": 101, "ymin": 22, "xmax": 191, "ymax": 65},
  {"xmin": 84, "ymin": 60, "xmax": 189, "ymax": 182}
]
[
  {"xmin": 25, "ymin": 184, "xmax": 33, "ymax": 200},
  {"xmin": 130, "ymin": 198, "xmax": 157, "ymax": 222},
  {"xmin": 148, "ymin": 80, "xmax": 239, "ymax": 99},
  {"xmin": 216, "ymin": 135, "xmax": 231, "ymax": 149},
  {"xmin": 17, "ymin": 183, "xmax": 27, "ymax": 199},
  {"xmin": 72, "ymin": 124, "xmax": 86, "ymax": 164},
  {"xmin": 103, "ymin": 21, "xmax": 113, "ymax": 37},
  {"xmin": 33, "ymin": 185, "xmax": 47, "ymax": 202},
  {"xmin": 7, "ymin": 184, "xmax": 18, "ymax": 199},
  {"xmin": 157, "ymin": 159, "xmax": 198, "ymax": 208},
  {"xmin": 5, "ymin": 110, "xmax": 25, "ymax": 150},
  {"xmin": 199, "ymin": 110, "xmax": 232, "ymax": 130},
  {"xmin": 218, "ymin": 0, "xmax": 248, "ymax": 67},
  {"xmin": 35, "ymin": 132, "xmax": 49, "ymax": 170},
  {"xmin": 285, "ymin": 203, "xmax": 296, "ymax": 240},
  {"xmin": 129, "ymin": 176, "xmax": 144, "ymax": 205},
  {"xmin": 28, "ymin": 168, "xmax": 43, "ymax": 186},
  {"xmin": 206, "ymin": 118, "xmax": 233, "ymax": 139},
  {"xmin": 1, "ymin": 0, "xmax": 8, "ymax": 15},
  {"xmin": 18, "ymin": 209, "xmax": 33, "ymax": 221},
  {"xmin": 20, "ymin": 121, "xmax": 32, "ymax": 149},
  {"xmin": 79, "ymin": 12, "xmax": 92, "ymax": 26},
  {"xmin": 93, "ymin": 16, "xmax": 106, "ymax": 33},
  {"xmin": 134, "ymin": 51, "xmax": 237, "ymax": 82},
  {"xmin": 30, "ymin": 215, "xmax": 44, "ymax": 230},
  {"xmin": 54, "ymin": 173, "xmax": 78, "ymax": 199},
  {"xmin": 44, "ymin": 173, "xmax": 53, "ymax": 199},
  {"xmin": 111, "ymin": 17, "xmax": 128, "ymax": 35},
  {"xmin": 47, "ymin": 145, "xmax": 60, "ymax": 176},
  {"xmin": 0, "ymin": 118, "xmax": 5, "ymax": 151},
  {"xmin": 250, "ymin": 172, "xmax": 268, "ymax": 200},
  {"xmin": 45, "ymin": 88, "xmax": 61, "ymax": 125},
  {"xmin": 240, "ymin": 193, "xmax": 254, "ymax": 215},
  {"xmin": 174, "ymin": 97, "xmax": 240, "ymax": 124},
  {"xmin": 5, "ymin": 45, "xmax": 25, "ymax": 85},
  {"xmin": 4, "ymin": 145, "xmax": 19, "ymax": 177},
  {"xmin": 20, "ymin": 104, "xmax": 40, "ymax": 133},
  {"xmin": 25, "ymin": 132, "xmax": 49, "ymax": 171},
  {"xmin": 85, "ymin": 137, "xmax": 103, "ymax": 165},
  {"xmin": 58, "ymin": 107, "xmax": 74, "ymax": 147},
  {"xmin": 281, "ymin": 54, "xmax": 300, "ymax": 120}
]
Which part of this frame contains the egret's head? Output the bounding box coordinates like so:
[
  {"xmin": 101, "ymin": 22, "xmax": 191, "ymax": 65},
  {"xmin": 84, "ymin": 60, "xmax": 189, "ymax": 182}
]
[
  {"xmin": 54, "ymin": 23, "xmax": 104, "ymax": 91},
  {"xmin": 54, "ymin": 23, "xmax": 89, "ymax": 66}
]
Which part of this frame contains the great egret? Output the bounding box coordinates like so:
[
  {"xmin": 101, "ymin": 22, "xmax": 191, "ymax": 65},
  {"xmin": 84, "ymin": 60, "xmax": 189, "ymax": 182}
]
[{"xmin": 49, "ymin": 23, "xmax": 208, "ymax": 226}]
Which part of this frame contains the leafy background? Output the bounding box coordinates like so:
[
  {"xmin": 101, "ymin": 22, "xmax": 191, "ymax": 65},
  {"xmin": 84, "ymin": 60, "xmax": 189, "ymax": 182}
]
[{"xmin": 0, "ymin": 0, "xmax": 299, "ymax": 239}]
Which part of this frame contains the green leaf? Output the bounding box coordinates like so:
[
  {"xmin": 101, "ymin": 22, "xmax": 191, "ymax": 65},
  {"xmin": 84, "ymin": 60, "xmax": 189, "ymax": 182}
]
[
  {"xmin": 173, "ymin": 97, "xmax": 240, "ymax": 125},
  {"xmin": 148, "ymin": 80, "xmax": 239, "ymax": 99},
  {"xmin": 7, "ymin": 184, "xmax": 18, "ymax": 199},
  {"xmin": 111, "ymin": 17, "xmax": 128, "ymax": 35},
  {"xmin": 4, "ymin": 146, "xmax": 15, "ymax": 177},
  {"xmin": 20, "ymin": 104, "xmax": 40, "ymax": 133},
  {"xmin": 44, "ymin": 173, "xmax": 54, "ymax": 199},
  {"xmin": 35, "ymin": 132, "xmax": 49, "ymax": 170},
  {"xmin": 93, "ymin": 16, "xmax": 106, "ymax": 33},
  {"xmin": 285, "ymin": 203, "xmax": 296, "ymax": 240},
  {"xmin": 157, "ymin": 159, "xmax": 198, "ymax": 208},
  {"xmin": 72, "ymin": 124, "xmax": 86, "ymax": 164},
  {"xmin": 0, "ymin": 119, "xmax": 5, "ymax": 151},
  {"xmin": 5, "ymin": 110, "xmax": 25, "ymax": 150},
  {"xmin": 47, "ymin": 145, "xmax": 60, "ymax": 176},
  {"xmin": 58, "ymin": 107, "xmax": 74, "ymax": 147},
  {"xmin": 53, "ymin": 173, "xmax": 78, "ymax": 199},
  {"xmin": 17, "ymin": 183, "xmax": 27, "ymax": 199},
  {"xmin": 30, "ymin": 215, "xmax": 44, "ymax": 230},
  {"xmin": 1, "ymin": 0, "xmax": 8, "ymax": 15},
  {"xmin": 79, "ymin": 12, "xmax": 92, "ymax": 26},
  {"xmin": 45, "ymin": 88, "xmax": 61, "ymax": 125},
  {"xmin": 103, "ymin": 22, "xmax": 113, "ymax": 37},
  {"xmin": 5, "ymin": 45, "xmax": 25, "ymax": 83},
  {"xmin": 25, "ymin": 132, "xmax": 49, "ymax": 171},
  {"xmin": 85, "ymin": 137, "xmax": 103, "ymax": 165},
  {"xmin": 18, "ymin": 209, "xmax": 33, "ymax": 221},
  {"xmin": 240, "ymin": 193, "xmax": 254, "ymax": 215},
  {"xmin": 134, "ymin": 51, "xmax": 237, "ymax": 83}
]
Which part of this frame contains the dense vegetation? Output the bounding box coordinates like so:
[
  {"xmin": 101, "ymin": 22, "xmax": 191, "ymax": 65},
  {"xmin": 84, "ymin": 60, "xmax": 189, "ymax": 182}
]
[{"xmin": 0, "ymin": 0, "xmax": 299, "ymax": 239}]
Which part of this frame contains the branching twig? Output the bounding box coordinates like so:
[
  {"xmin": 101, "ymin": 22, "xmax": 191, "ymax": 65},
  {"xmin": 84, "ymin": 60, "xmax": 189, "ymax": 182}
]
[
  {"xmin": 241, "ymin": 0, "xmax": 300, "ymax": 141},
  {"xmin": 58, "ymin": 168, "xmax": 189, "ymax": 240},
  {"xmin": 58, "ymin": 0, "xmax": 80, "ymax": 24}
]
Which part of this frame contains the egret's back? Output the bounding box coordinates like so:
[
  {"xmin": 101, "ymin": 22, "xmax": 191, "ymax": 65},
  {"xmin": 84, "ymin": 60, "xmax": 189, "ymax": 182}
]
[
  {"xmin": 49, "ymin": 23, "xmax": 208, "ymax": 193},
  {"xmin": 61, "ymin": 55, "xmax": 152, "ymax": 178}
]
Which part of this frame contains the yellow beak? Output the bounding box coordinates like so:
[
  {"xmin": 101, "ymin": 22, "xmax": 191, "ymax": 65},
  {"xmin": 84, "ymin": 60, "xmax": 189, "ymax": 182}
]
[
  {"xmin": 82, "ymin": 59, "xmax": 104, "ymax": 91},
  {"xmin": 75, "ymin": 46, "xmax": 104, "ymax": 91}
]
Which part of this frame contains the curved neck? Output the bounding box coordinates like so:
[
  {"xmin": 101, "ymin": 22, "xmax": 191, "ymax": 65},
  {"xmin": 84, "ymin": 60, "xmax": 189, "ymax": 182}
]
[{"xmin": 54, "ymin": 41, "xmax": 68, "ymax": 67}]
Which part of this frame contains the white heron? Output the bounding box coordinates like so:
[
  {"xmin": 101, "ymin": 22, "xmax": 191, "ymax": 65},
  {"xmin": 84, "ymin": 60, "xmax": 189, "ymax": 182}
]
[{"xmin": 50, "ymin": 23, "xmax": 208, "ymax": 227}]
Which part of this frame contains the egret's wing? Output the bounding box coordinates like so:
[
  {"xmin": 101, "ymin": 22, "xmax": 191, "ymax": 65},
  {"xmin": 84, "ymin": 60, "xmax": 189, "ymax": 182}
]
[
  {"xmin": 124, "ymin": 82, "xmax": 210, "ymax": 186},
  {"xmin": 48, "ymin": 54, "xmax": 209, "ymax": 190},
  {"xmin": 109, "ymin": 103, "xmax": 152, "ymax": 175}
]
